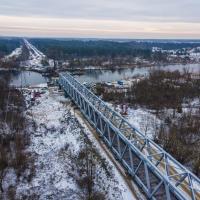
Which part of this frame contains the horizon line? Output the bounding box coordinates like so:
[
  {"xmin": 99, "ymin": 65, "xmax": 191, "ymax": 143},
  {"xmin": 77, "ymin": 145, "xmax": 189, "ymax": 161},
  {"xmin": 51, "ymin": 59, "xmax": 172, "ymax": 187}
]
[{"xmin": 1, "ymin": 35, "xmax": 200, "ymax": 41}]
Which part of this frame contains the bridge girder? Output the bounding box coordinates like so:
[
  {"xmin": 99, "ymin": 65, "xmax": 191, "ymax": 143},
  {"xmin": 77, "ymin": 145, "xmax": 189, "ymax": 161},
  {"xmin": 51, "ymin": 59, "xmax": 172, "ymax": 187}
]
[{"xmin": 59, "ymin": 73, "xmax": 200, "ymax": 200}]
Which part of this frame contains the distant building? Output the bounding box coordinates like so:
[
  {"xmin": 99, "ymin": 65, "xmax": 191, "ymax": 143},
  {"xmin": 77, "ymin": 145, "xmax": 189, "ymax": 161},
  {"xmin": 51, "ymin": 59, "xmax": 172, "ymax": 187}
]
[{"xmin": 190, "ymin": 73, "xmax": 200, "ymax": 80}]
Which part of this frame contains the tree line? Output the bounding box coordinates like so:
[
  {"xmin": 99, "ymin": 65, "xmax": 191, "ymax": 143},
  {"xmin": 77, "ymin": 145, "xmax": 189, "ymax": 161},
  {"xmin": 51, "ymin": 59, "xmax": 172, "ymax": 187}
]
[
  {"xmin": 0, "ymin": 38, "xmax": 21, "ymax": 59},
  {"xmin": 0, "ymin": 73, "xmax": 34, "ymax": 199},
  {"xmin": 30, "ymin": 39, "xmax": 200, "ymax": 60},
  {"xmin": 98, "ymin": 70, "xmax": 200, "ymax": 114},
  {"xmin": 30, "ymin": 39, "xmax": 152, "ymax": 60}
]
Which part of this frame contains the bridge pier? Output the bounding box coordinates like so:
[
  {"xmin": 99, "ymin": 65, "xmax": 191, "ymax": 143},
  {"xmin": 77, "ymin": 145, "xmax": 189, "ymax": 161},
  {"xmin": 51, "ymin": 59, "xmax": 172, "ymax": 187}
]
[
  {"xmin": 58, "ymin": 82, "xmax": 68, "ymax": 98},
  {"xmin": 64, "ymin": 91, "xmax": 69, "ymax": 98}
]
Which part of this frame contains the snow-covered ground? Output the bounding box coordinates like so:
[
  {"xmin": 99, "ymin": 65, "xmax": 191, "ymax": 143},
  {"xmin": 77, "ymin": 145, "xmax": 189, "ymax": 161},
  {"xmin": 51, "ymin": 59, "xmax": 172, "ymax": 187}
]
[
  {"xmin": 2, "ymin": 46, "xmax": 22, "ymax": 62},
  {"xmin": 152, "ymin": 46, "xmax": 200, "ymax": 63},
  {"xmin": 189, "ymin": 52, "xmax": 200, "ymax": 62},
  {"xmin": 125, "ymin": 108, "xmax": 160, "ymax": 139},
  {"xmin": 23, "ymin": 39, "xmax": 45, "ymax": 70},
  {"xmin": 23, "ymin": 39, "xmax": 54, "ymax": 71},
  {"xmin": 0, "ymin": 39, "xmax": 53, "ymax": 72},
  {"xmin": 15, "ymin": 86, "xmax": 138, "ymax": 200},
  {"xmin": 24, "ymin": 39, "xmax": 45, "ymax": 58},
  {"xmin": 105, "ymin": 103, "xmax": 160, "ymax": 139},
  {"xmin": 188, "ymin": 47, "xmax": 200, "ymax": 62}
]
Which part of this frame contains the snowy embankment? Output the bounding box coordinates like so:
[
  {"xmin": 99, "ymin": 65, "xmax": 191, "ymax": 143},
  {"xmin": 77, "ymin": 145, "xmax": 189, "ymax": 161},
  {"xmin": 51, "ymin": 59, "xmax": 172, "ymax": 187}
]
[
  {"xmin": 1, "ymin": 46, "xmax": 22, "ymax": 62},
  {"xmin": 23, "ymin": 39, "xmax": 54, "ymax": 71},
  {"xmin": 23, "ymin": 39, "xmax": 45, "ymax": 70},
  {"xmin": 16, "ymin": 86, "xmax": 138, "ymax": 200}
]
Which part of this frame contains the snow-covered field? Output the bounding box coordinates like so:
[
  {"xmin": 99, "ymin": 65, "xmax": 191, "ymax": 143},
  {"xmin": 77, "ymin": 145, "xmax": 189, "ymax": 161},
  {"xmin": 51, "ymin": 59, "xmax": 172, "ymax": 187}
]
[
  {"xmin": 125, "ymin": 108, "xmax": 160, "ymax": 139},
  {"xmin": 15, "ymin": 86, "xmax": 138, "ymax": 200},
  {"xmin": 105, "ymin": 103, "xmax": 160, "ymax": 139}
]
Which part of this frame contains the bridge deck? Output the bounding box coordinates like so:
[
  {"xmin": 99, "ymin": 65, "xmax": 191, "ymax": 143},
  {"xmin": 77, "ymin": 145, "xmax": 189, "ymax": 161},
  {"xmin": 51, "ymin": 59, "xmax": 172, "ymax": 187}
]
[{"xmin": 59, "ymin": 73, "xmax": 200, "ymax": 200}]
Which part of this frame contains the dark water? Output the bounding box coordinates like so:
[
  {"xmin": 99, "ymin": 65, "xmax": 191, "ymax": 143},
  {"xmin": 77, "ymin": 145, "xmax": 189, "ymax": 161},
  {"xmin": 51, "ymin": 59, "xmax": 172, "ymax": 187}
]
[
  {"xmin": 74, "ymin": 68, "xmax": 148, "ymax": 83},
  {"xmin": 11, "ymin": 71, "xmax": 48, "ymax": 87},
  {"xmin": 75, "ymin": 64, "xmax": 200, "ymax": 83},
  {"xmin": 159, "ymin": 63, "xmax": 200, "ymax": 73},
  {"xmin": 0, "ymin": 70, "xmax": 48, "ymax": 87}
]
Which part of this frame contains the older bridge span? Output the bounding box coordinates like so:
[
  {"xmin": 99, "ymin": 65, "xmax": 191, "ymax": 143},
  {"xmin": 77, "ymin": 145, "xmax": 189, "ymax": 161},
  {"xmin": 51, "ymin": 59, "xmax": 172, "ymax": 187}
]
[{"xmin": 58, "ymin": 73, "xmax": 200, "ymax": 200}]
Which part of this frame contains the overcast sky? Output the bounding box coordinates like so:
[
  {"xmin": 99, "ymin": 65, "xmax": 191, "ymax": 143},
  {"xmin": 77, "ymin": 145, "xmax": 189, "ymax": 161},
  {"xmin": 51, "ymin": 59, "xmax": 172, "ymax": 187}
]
[{"xmin": 0, "ymin": 0, "xmax": 200, "ymax": 39}]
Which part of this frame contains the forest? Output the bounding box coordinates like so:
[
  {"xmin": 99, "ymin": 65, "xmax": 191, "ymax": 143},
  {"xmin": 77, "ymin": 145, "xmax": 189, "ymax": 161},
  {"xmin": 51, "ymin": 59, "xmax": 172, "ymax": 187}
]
[
  {"xmin": 30, "ymin": 39, "xmax": 151, "ymax": 59},
  {"xmin": 30, "ymin": 38, "xmax": 200, "ymax": 60},
  {"xmin": 0, "ymin": 38, "xmax": 21, "ymax": 59}
]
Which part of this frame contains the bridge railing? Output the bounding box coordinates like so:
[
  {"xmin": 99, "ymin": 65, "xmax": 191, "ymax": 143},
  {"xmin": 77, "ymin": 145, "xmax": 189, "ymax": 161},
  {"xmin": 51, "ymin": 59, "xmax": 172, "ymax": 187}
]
[{"xmin": 59, "ymin": 73, "xmax": 200, "ymax": 200}]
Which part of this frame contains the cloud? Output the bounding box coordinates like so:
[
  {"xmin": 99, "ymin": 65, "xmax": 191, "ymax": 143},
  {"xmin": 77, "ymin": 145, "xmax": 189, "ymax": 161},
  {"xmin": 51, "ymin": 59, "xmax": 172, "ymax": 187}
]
[
  {"xmin": 0, "ymin": 0, "xmax": 200, "ymax": 38},
  {"xmin": 1, "ymin": 0, "xmax": 200, "ymax": 22},
  {"xmin": 1, "ymin": 15, "xmax": 200, "ymax": 39}
]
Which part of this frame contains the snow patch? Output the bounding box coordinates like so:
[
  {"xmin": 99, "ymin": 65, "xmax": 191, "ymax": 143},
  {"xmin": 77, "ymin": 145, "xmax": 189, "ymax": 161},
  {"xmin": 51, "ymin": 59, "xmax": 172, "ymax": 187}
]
[
  {"xmin": 2, "ymin": 46, "xmax": 22, "ymax": 61},
  {"xmin": 16, "ymin": 86, "xmax": 137, "ymax": 199}
]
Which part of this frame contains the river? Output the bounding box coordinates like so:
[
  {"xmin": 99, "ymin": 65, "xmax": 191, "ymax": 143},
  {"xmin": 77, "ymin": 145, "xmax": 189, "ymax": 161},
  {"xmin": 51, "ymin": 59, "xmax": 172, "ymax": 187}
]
[
  {"xmin": 75, "ymin": 63, "xmax": 200, "ymax": 83},
  {"xmin": 0, "ymin": 63, "xmax": 199, "ymax": 86},
  {"xmin": 0, "ymin": 70, "xmax": 48, "ymax": 87}
]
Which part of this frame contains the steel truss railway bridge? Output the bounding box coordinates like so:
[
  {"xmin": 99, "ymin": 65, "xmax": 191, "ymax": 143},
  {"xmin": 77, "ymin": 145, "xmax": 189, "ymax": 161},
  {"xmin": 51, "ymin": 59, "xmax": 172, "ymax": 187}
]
[{"xmin": 58, "ymin": 73, "xmax": 200, "ymax": 200}]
